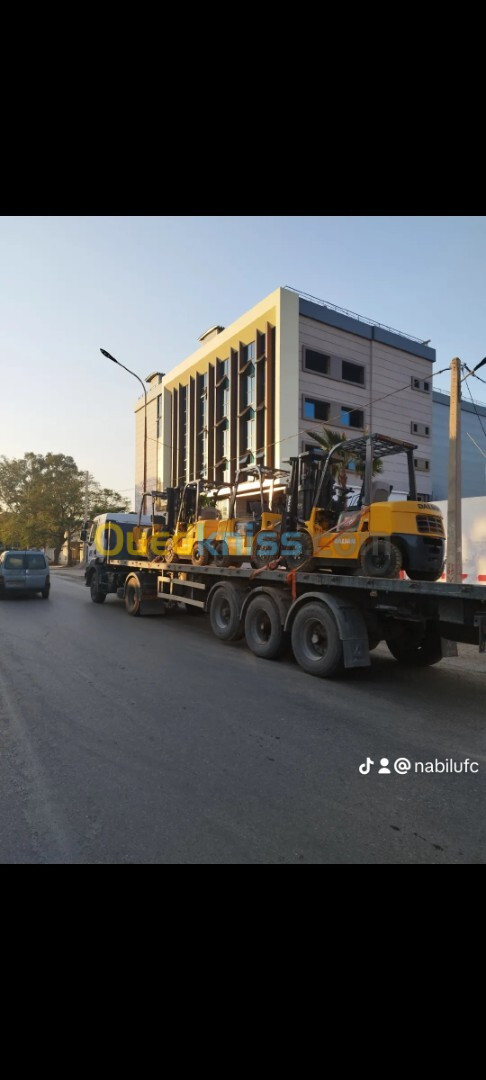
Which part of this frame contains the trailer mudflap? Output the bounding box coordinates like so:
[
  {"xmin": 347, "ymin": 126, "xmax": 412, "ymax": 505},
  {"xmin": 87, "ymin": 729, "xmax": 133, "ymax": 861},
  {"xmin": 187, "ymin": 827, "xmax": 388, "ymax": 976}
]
[{"xmin": 440, "ymin": 637, "xmax": 459, "ymax": 657}]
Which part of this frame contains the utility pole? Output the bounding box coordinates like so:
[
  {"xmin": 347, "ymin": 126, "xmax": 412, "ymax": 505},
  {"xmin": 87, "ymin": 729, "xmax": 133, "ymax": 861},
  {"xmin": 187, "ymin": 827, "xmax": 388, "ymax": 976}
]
[
  {"xmin": 83, "ymin": 470, "xmax": 90, "ymax": 565},
  {"xmin": 446, "ymin": 358, "xmax": 462, "ymax": 583}
]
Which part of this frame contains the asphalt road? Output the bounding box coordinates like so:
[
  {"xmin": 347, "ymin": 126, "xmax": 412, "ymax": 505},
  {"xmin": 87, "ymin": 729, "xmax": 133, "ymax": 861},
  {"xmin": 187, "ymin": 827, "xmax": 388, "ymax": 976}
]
[{"xmin": 1, "ymin": 570, "xmax": 485, "ymax": 863}]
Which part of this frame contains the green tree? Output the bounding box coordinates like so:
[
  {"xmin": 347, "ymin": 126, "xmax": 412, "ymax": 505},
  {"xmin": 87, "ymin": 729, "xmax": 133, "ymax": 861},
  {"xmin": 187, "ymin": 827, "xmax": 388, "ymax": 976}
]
[
  {"xmin": 88, "ymin": 484, "xmax": 130, "ymax": 518},
  {"xmin": 0, "ymin": 454, "xmax": 130, "ymax": 565}
]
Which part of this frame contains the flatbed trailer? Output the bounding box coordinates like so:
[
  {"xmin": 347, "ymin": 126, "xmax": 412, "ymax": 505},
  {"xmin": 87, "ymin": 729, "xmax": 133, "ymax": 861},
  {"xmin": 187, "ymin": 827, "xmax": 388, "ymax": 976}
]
[{"xmin": 85, "ymin": 554, "xmax": 486, "ymax": 679}]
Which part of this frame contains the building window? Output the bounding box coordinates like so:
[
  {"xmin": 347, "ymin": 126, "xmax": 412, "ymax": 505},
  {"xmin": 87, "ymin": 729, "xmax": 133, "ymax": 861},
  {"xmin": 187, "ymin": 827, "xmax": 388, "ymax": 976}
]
[
  {"xmin": 198, "ymin": 373, "xmax": 207, "ymax": 431},
  {"xmin": 239, "ymin": 409, "xmax": 255, "ymax": 464},
  {"xmin": 242, "ymin": 341, "xmax": 255, "ymax": 366},
  {"xmin": 411, "ymin": 421, "xmax": 430, "ymax": 437},
  {"xmin": 245, "ymin": 409, "xmax": 255, "ymax": 453},
  {"xmin": 247, "ymin": 364, "xmax": 255, "ymax": 408},
  {"xmin": 342, "ymin": 360, "xmax": 365, "ymax": 385},
  {"xmin": 257, "ymin": 330, "xmax": 266, "ymax": 358},
  {"xmin": 217, "ymin": 358, "xmax": 229, "ymax": 381},
  {"xmin": 340, "ymin": 406, "xmax": 364, "ymax": 428},
  {"xmin": 256, "ymin": 410, "xmax": 265, "ymax": 460},
  {"xmin": 217, "ymin": 377, "xmax": 230, "ymax": 421},
  {"xmin": 412, "ymin": 377, "xmax": 431, "ymax": 393},
  {"xmin": 198, "ymin": 432, "xmax": 208, "ymax": 478},
  {"xmin": 414, "ymin": 457, "xmax": 430, "ymax": 472},
  {"xmin": 240, "ymin": 363, "xmax": 255, "ymax": 410},
  {"xmin": 156, "ymin": 393, "xmax": 162, "ymax": 439},
  {"xmin": 304, "ymin": 348, "xmax": 330, "ymax": 376},
  {"xmin": 217, "ymin": 420, "xmax": 230, "ymax": 463},
  {"xmin": 180, "ymin": 385, "xmax": 187, "ymax": 481},
  {"xmin": 303, "ymin": 397, "xmax": 330, "ymax": 421}
]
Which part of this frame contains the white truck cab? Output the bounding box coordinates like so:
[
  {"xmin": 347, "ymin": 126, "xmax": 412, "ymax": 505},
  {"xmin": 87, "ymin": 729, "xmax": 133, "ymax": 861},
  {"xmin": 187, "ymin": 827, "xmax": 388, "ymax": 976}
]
[{"xmin": 82, "ymin": 512, "xmax": 151, "ymax": 567}]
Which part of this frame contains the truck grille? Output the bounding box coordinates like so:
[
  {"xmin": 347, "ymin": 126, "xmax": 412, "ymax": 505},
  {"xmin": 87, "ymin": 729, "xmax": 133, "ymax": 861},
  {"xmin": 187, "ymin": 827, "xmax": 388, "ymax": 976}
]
[{"xmin": 416, "ymin": 514, "xmax": 444, "ymax": 536}]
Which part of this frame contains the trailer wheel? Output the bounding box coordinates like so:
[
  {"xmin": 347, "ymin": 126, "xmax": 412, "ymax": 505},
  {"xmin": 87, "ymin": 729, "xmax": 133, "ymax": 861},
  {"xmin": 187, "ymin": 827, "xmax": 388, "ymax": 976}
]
[
  {"xmin": 291, "ymin": 601, "xmax": 344, "ymax": 678},
  {"xmin": 209, "ymin": 585, "xmax": 244, "ymax": 641},
  {"xmin": 359, "ymin": 539, "xmax": 402, "ymax": 578},
  {"xmin": 386, "ymin": 624, "xmax": 443, "ymax": 666},
  {"xmin": 192, "ymin": 542, "xmax": 209, "ymax": 566},
  {"xmin": 125, "ymin": 576, "xmax": 141, "ymax": 617},
  {"xmin": 90, "ymin": 573, "xmax": 106, "ymax": 604},
  {"xmin": 244, "ymin": 595, "xmax": 289, "ymax": 659}
]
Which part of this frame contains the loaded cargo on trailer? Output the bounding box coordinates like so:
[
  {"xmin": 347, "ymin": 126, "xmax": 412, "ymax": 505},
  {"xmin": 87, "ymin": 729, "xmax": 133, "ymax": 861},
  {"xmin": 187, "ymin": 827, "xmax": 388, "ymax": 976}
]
[
  {"xmin": 81, "ymin": 435, "xmax": 484, "ymax": 679},
  {"xmin": 84, "ymin": 546, "xmax": 486, "ymax": 679}
]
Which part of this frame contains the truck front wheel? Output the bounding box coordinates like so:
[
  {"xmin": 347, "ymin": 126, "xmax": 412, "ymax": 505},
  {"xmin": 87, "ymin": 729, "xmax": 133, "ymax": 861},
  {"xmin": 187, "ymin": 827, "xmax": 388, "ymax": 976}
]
[{"xmin": 90, "ymin": 573, "xmax": 106, "ymax": 604}]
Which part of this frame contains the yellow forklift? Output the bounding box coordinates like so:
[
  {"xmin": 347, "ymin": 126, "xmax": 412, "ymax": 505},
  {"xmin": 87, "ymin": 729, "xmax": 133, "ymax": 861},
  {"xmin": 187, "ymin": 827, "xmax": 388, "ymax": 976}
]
[
  {"xmin": 281, "ymin": 434, "xmax": 445, "ymax": 579},
  {"xmin": 211, "ymin": 465, "xmax": 289, "ymax": 567},
  {"xmin": 163, "ymin": 480, "xmax": 225, "ymax": 566},
  {"xmin": 131, "ymin": 488, "xmax": 178, "ymax": 559}
]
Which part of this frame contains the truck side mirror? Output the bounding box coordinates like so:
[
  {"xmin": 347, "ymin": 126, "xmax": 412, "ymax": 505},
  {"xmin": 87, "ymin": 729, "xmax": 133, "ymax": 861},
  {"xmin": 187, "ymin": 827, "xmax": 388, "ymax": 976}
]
[{"xmin": 80, "ymin": 529, "xmax": 87, "ymax": 541}]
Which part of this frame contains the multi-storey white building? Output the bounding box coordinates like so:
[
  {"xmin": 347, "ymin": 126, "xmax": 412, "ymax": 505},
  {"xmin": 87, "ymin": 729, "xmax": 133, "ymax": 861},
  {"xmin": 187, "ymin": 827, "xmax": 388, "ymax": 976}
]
[{"xmin": 134, "ymin": 287, "xmax": 435, "ymax": 505}]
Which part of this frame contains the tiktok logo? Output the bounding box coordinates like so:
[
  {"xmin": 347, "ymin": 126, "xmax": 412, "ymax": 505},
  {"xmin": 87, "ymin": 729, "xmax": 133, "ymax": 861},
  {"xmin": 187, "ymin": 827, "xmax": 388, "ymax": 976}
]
[{"xmin": 359, "ymin": 757, "xmax": 374, "ymax": 775}]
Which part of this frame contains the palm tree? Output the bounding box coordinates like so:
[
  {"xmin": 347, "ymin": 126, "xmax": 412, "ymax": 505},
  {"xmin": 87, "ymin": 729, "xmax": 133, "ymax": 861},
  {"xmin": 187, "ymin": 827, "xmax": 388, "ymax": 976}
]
[{"xmin": 305, "ymin": 427, "xmax": 383, "ymax": 490}]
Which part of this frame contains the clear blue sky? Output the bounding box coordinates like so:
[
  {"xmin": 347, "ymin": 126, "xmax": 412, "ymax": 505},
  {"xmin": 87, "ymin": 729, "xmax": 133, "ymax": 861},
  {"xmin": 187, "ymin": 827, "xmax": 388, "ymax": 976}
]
[{"xmin": 1, "ymin": 216, "xmax": 485, "ymax": 507}]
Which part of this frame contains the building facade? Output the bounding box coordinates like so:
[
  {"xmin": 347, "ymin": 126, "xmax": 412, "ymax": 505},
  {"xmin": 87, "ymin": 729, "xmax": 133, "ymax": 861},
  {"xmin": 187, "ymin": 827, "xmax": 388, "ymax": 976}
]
[
  {"xmin": 432, "ymin": 390, "xmax": 486, "ymax": 500},
  {"xmin": 134, "ymin": 287, "xmax": 436, "ymax": 505}
]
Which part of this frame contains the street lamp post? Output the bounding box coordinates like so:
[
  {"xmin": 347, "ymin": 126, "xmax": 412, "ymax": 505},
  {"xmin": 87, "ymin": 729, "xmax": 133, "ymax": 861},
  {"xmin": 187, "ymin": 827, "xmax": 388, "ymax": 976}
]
[{"xmin": 101, "ymin": 348, "xmax": 147, "ymax": 503}]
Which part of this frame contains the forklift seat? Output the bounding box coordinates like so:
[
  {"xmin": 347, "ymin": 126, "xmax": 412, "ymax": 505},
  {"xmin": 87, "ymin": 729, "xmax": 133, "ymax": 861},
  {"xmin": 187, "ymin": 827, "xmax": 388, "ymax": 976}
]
[
  {"xmin": 235, "ymin": 520, "xmax": 260, "ymax": 537},
  {"xmin": 371, "ymin": 482, "xmax": 393, "ymax": 503},
  {"xmin": 199, "ymin": 508, "xmax": 219, "ymax": 520}
]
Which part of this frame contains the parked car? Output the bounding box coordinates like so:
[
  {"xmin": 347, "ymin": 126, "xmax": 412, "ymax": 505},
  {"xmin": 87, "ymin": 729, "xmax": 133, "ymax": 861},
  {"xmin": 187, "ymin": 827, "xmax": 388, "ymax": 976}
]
[{"xmin": 0, "ymin": 550, "xmax": 50, "ymax": 598}]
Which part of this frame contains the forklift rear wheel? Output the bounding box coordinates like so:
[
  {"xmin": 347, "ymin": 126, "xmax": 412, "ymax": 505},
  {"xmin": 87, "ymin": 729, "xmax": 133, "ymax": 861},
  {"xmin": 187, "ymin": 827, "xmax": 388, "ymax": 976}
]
[
  {"xmin": 213, "ymin": 542, "xmax": 232, "ymax": 568},
  {"xmin": 291, "ymin": 601, "xmax": 344, "ymax": 678},
  {"xmin": 285, "ymin": 530, "xmax": 315, "ymax": 571},
  {"xmin": 359, "ymin": 539, "xmax": 402, "ymax": 578},
  {"xmin": 244, "ymin": 595, "xmax": 289, "ymax": 659},
  {"xmin": 209, "ymin": 585, "xmax": 245, "ymax": 641},
  {"xmin": 386, "ymin": 624, "xmax": 443, "ymax": 666},
  {"xmin": 192, "ymin": 542, "xmax": 209, "ymax": 566}
]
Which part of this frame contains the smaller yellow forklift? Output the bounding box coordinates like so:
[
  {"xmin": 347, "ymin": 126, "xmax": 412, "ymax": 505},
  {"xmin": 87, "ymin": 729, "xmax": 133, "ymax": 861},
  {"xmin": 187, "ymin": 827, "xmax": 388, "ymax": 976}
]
[
  {"xmin": 281, "ymin": 434, "xmax": 445, "ymax": 579},
  {"xmin": 131, "ymin": 488, "xmax": 177, "ymax": 559},
  {"xmin": 212, "ymin": 465, "xmax": 289, "ymax": 567},
  {"xmin": 163, "ymin": 480, "xmax": 225, "ymax": 566}
]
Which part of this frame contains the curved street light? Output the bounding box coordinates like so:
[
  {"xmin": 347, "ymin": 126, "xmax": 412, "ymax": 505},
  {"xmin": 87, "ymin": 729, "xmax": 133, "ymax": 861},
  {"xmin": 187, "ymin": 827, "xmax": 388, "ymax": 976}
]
[{"xmin": 101, "ymin": 348, "xmax": 147, "ymax": 500}]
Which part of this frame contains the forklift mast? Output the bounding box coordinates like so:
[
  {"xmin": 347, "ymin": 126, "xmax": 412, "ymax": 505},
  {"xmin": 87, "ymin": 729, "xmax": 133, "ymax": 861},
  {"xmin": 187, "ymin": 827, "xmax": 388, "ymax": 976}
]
[
  {"xmin": 282, "ymin": 449, "xmax": 327, "ymax": 533},
  {"xmin": 137, "ymin": 488, "xmax": 179, "ymax": 535},
  {"xmin": 229, "ymin": 465, "xmax": 288, "ymax": 519}
]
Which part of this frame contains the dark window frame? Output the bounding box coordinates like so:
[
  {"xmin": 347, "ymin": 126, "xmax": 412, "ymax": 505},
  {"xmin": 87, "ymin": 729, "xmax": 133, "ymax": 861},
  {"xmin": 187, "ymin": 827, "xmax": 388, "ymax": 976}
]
[
  {"xmin": 303, "ymin": 347, "xmax": 330, "ymax": 377},
  {"xmin": 340, "ymin": 405, "xmax": 365, "ymax": 429},
  {"xmin": 302, "ymin": 396, "xmax": 331, "ymax": 422},
  {"xmin": 341, "ymin": 359, "xmax": 365, "ymax": 386}
]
